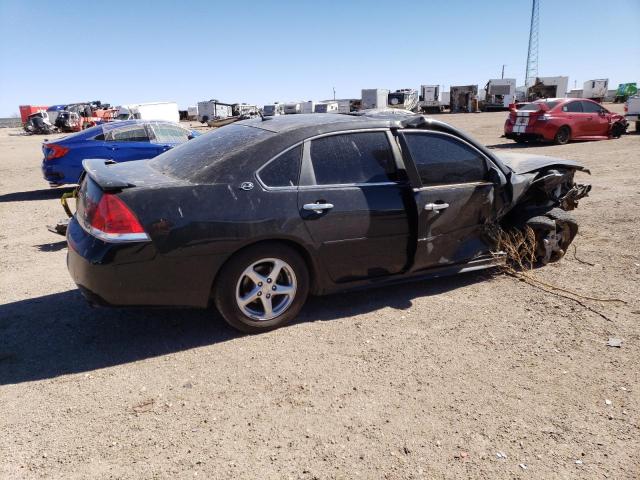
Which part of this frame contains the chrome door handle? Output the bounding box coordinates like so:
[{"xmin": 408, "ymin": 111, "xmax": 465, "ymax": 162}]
[
  {"xmin": 424, "ymin": 202, "xmax": 449, "ymax": 211},
  {"xmin": 303, "ymin": 203, "xmax": 334, "ymax": 213}
]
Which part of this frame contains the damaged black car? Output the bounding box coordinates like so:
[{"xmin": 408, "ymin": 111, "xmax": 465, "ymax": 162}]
[{"xmin": 66, "ymin": 113, "xmax": 590, "ymax": 332}]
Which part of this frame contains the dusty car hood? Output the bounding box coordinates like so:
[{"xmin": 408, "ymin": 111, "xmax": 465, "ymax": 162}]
[{"xmin": 496, "ymin": 152, "xmax": 587, "ymax": 174}]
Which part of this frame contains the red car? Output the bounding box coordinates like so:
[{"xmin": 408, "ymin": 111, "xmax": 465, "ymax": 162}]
[{"xmin": 504, "ymin": 98, "xmax": 627, "ymax": 145}]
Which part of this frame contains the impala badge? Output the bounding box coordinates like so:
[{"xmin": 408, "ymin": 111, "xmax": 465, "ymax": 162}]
[{"xmin": 240, "ymin": 182, "xmax": 254, "ymax": 191}]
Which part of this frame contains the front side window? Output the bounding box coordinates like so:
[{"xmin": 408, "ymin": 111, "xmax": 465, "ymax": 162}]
[
  {"xmin": 308, "ymin": 131, "xmax": 398, "ymax": 185},
  {"xmin": 403, "ymin": 133, "xmax": 487, "ymax": 185},
  {"xmin": 106, "ymin": 125, "xmax": 150, "ymax": 142},
  {"xmin": 258, "ymin": 145, "xmax": 302, "ymax": 187},
  {"xmin": 582, "ymin": 101, "xmax": 604, "ymax": 113}
]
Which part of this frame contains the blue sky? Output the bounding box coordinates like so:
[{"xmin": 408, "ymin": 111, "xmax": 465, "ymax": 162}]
[{"xmin": 0, "ymin": 0, "xmax": 638, "ymax": 116}]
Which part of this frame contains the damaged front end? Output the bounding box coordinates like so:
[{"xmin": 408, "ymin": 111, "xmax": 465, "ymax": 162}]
[{"xmin": 497, "ymin": 152, "xmax": 591, "ymax": 264}]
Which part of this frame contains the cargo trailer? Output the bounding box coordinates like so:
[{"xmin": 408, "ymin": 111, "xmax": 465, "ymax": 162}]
[
  {"xmin": 450, "ymin": 85, "xmax": 478, "ymax": 113},
  {"xmin": 314, "ymin": 101, "xmax": 339, "ymax": 113},
  {"xmin": 583, "ymin": 79, "xmax": 608, "ymax": 101},
  {"xmin": 284, "ymin": 102, "xmax": 302, "ymax": 114},
  {"xmin": 361, "ymin": 89, "xmax": 389, "ymax": 110},
  {"xmin": 527, "ymin": 76, "xmax": 569, "ymax": 100},
  {"xmin": 117, "ymin": 102, "xmax": 180, "ymax": 123},
  {"xmin": 197, "ymin": 100, "xmax": 233, "ymax": 123},
  {"xmin": 263, "ymin": 104, "xmax": 284, "ymax": 116},
  {"xmin": 301, "ymin": 101, "xmax": 316, "ymax": 114},
  {"xmin": 482, "ymin": 79, "xmax": 516, "ymax": 111}
]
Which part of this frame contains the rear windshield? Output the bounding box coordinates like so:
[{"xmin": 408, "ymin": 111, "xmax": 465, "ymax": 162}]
[
  {"xmin": 150, "ymin": 124, "xmax": 271, "ymax": 181},
  {"xmin": 520, "ymin": 101, "xmax": 559, "ymax": 111}
]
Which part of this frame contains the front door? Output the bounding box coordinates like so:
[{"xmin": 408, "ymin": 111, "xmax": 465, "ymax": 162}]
[
  {"xmin": 104, "ymin": 124, "xmax": 155, "ymax": 162},
  {"xmin": 399, "ymin": 131, "xmax": 497, "ymax": 271},
  {"xmin": 297, "ymin": 130, "xmax": 412, "ymax": 283},
  {"xmin": 582, "ymin": 101, "xmax": 610, "ymax": 136}
]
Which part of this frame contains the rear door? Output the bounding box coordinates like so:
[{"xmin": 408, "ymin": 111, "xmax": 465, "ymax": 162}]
[
  {"xmin": 297, "ymin": 130, "xmax": 413, "ymax": 283},
  {"xmin": 399, "ymin": 131, "xmax": 497, "ymax": 271},
  {"xmin": 104, "ymin": 124, "xmax": 156, "ymax": 162}
]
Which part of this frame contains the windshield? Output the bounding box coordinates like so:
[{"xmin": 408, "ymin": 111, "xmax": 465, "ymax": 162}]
[
  {"xmin": 150, "ymin": 124, "xmax": 272, "ymax": 181},
  {"xmin": 116, "ymin": 113, "xmax": 130, "ymax": 120}
]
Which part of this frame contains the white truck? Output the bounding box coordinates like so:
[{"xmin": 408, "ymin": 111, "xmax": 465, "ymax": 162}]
[
  {"xmin": 361, "ymin": 89, "xmax": 389, "ymax": 110},
  {"xmin": 197, "ymin": 100, "xmax": 233, "ymax": 123},
  {"xmin": 263, "ymin": 104, "xmax": 284, "ymax": 116},
  {"xmin": 625, "ymin": 96, "xmax": 640, "ymax": 132},
  {"xmin": 116, "ymin": 102, "xmax": 180, "ymax": 123},
  {"xmin": 483, "ymin": 78, "xmax": 516, "ymax": 111},
  {"xmin": 583, "ymin": 79, "xmax": 609, "ymax": 101},
  {"xmin": 527, "ymin": 76, "xmax": 569, "ymax": 100},
  {"xmin": 314, "ymin": 101, "xmax": 339, "ymax": 113}
]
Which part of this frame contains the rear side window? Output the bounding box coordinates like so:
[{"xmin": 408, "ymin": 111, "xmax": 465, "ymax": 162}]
[
  {"xmin": 563, "ymin": 101, "xmax": 583, "ymax": 112},
  {"xmin": 258, "ymin": 145, "xmax": 301, "ymax": 187},
  {"xmin": 106, "ymin": 125, "xmax": 150, "ymax": 142},
  {"xmin": 151, "ymin": 124, "xmax": 190, "ymax": 144},
  {"xmin": 309, "ymin": 132, "xmax": 397, "ymax": 185},
  {"xmin": 403, "ymin": 133, "xmax": 487, "ymax": 185}
]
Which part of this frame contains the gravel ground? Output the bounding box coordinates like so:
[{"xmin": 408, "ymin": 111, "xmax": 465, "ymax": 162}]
[{"xmin": 1, "ymin": 107, "xmax": 639, "ymax": 479}]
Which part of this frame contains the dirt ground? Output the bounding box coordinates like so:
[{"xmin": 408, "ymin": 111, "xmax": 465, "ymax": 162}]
[{"xmin": 1, "ymin": 107, "xmax": 639, "ymax": 479}]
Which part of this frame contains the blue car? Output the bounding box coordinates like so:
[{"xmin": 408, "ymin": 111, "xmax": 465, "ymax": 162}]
[{"xmin": 42, "ymin": 120, "xmax": 199, "ymax": 186}]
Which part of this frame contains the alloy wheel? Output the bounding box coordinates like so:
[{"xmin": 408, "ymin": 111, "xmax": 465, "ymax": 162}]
[{"xmin": 235, "ymin": 258, "xmax": 297, "ymax": 321}]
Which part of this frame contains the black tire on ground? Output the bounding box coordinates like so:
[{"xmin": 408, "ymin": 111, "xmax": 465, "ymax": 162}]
[
  {"xmin": 201, "ymin": 116, "xmax": 209, "ymax": 124},
  {"xmin": 554, "ymin": 126, "xmax": 571, "ymax": 145},
  {"xmin": 213, "ymin": 242, "xmax": 310, "ymax": 333},
  {"xmin": 514, "ymin": 137, "xmax": 528, "ymax": 144},
  {"xmin": 611, "ymin": 122, "xmax": 626, "ymax": 138},
  {"xmin": 525, "ymin": 209, "xmax": 578, "ymax": 264},
  {"xmin": 636, "ymin": 121, "xmax": 640, "ymax": 133}
]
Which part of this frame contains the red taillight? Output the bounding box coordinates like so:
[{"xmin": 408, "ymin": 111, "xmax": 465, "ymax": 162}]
[
  {"xmin": 90, "ymin": 193, "xmax": 145, "ymax": 235},
  {"xmin": 45, "ymin": 144, "xmax": 69, "ymax": 160}
]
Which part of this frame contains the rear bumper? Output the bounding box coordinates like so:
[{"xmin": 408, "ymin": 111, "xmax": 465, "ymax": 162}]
[
  {"xmin": 66, "ymin": 216, "xmax": 222, "ymax": 308},
  {"xmin": 504, "ymin": 121, "xmax": 558, "ymax": 142},
  {"xmin": 505, "ymin": 132, "xmax": 544, "ymax": 142},
  {"xmin": 42, "ymin": 160, "xmax": 81, "ymax": 186}
]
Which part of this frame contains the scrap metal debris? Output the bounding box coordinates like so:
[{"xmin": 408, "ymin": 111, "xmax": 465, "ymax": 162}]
[{"xmin": 607, "ymin": 338, "xmax": 622, "ymax": 348}]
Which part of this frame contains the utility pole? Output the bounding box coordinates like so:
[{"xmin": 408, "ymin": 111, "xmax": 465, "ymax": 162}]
[
  {"xmin": 501, "ymin": 64, "xmax": 506, "ymax": 79},
  {"xmin": 333, "ymin": 87, "xmax": 336, "ymax": 101},
  {"xmin": 525, "ymin": 0, "xmax": 539, "ymax": 88}
]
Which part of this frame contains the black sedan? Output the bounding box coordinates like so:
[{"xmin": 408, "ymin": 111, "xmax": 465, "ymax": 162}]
[{"xmin": 67, "ymin": 112, "xmax": 591, "ymax": 332}]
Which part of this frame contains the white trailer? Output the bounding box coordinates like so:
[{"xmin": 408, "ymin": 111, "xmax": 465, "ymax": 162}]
[
  {"xmin": 263, "ymin": 104, "xmax": 284, "ymax": 116},
  {"xmin": 528, "ymin": 76, "xmax": 569, "ymax": 100},
  {"xmin": 420, "ymin": 85, "xmax": 447, "ymax": 112},
  {"xmin": 314, "ymin": 101, "xmax": 339, "ymax": 113},
  {"xmin": 583, "ymin": 79, "xmax": 609, "ymax": 101},
  {"xmin": 625, "ymin": 96, "xmax": 640, "ymax": 132},
  {"xmin": 301, "ymin": 101, "xmax": 316, "ymax": 114},
  {"xmin": 483, "ymin": 78, "xmax": 517, "ymax": 111},
  {"xmin": 567, "ymin": 89, "xmax": 583, "ymax": 99},
  {"xmin": 284, "ymin": 102, "xmax": 302, "ymax": 114},
  {"xmin": 197, "ymin": 100, "xmax": 233, "ymax": 123},
  {"xmin": 361, "ymin": 89, "xmax": 389, "ymax": 110},
  {"xmin": 187, "ymin": 105, "xmax": 198, "ymax": 120},
  {"xmin": 116, "ymin": 102, "xmax": 180, "ymax": 123}
]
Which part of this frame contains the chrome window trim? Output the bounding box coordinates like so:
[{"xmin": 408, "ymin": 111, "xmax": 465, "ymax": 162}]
[
  {"xmin": 254, "ymin": 141, "xmax": 304, "ymax": 191},
  {"xmin": 413, "ymin": 181, "xmax": 494, "ymax": 192}
]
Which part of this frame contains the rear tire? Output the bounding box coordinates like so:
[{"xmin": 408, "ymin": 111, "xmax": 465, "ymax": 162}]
[
  {"xmin": 554, "ymin": 126, "xmax": 571, "ymax": 145},
  {"xmin": 514, "ymin": 137, "xmax": 528, "ymax": 144},
  {"xmin": 213, "ymin": 243, "xmax": 309, "ymax": 333}
]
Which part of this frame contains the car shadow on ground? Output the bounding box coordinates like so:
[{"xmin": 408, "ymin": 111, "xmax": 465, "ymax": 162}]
[
  {"xmin": 0, "ymin": 271, "xmax": 489, "ymax": 385},
  {"xmin": 34, "ymin": 241, "xmax": 68, "ymax": 252},
  {"xmin": 0, "ymin": 187, "xmax": 74, "ymax": 203}
]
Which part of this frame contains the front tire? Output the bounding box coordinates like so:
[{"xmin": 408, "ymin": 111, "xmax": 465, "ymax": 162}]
[
  {"xmin": 611, "ymin": 122, "xmax": 626, "ymax": 138},
  {"xmin": 554, "ymin": 126, "xmax": 571, "ymax": 145},
  {"xmin": 526, "ymin": 209, "xmax": 578, "ymax": 265},
  {"xmin": 213, "ymin": 243, "xmax": 309, "ymax": 333}
]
